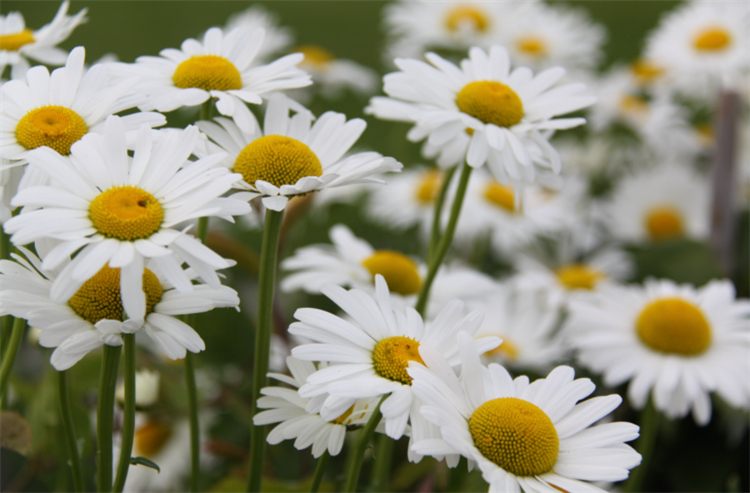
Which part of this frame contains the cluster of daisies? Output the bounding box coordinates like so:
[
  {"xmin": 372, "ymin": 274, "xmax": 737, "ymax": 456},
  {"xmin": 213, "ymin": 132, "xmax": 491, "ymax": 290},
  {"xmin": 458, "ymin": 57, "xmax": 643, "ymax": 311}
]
[{"xmin": 0, "ymin": 1, "xmax": 748, "ymax": 492}]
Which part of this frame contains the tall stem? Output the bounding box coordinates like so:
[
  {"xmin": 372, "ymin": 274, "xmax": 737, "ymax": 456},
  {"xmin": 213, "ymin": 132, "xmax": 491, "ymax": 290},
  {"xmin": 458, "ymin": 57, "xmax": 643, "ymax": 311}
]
[
  {"xmin": 309, "ymin": 451, "xmax": 329, "ymax": 493},
  {"xmin": 370, "ymin": 433, "xmax": 395, "ymax": 492},
  {"xmin": 426, "ymin": 166, "xmax": 457, "ymax": 264},
  {"xmin": 0, "ymin": 317, "xmax": 26, "ymax": 407},
  {"xmin": 343, "ymin": 395, "xmax": 386, "ymax": 493},
  {"xmin": 414, "ymin": 164, "xmax": 473, "ymax": 317},
  {"xmin": 112, "ymin": 334, "xmax": 136, "ymax": 492},
  {"xmin": 200, "ymin": 99, "xmax": 214, "ymax": 122},
  {"xmin": 58, "ymin": 370, "xmax": 85, "ymax": 493},
  {"xmin": 246, "ymin": 208, "xmax": 285, "ymax": 493},
  {"xmin": 97, "ymin": 345, "xmax": 122, "ymax": 493},
  {"xmin": 625, "ymin": 398, "xmax": 659, "ymax": 492}
]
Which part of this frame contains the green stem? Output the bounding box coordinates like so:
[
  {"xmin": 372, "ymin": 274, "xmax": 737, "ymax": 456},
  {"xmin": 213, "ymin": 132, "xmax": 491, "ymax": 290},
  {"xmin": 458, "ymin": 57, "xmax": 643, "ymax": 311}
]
[
  {"xmin": 185, "ymin": 352, "xmax": 200, "ymax": 492},
  {"xmin": 625, "ymin": 398, "xmax": 659, "ymax": 493},
  {"xmin": 0, "ymin": 317, "xmax": 26, "ymax": 407},
  {"xmin": 426, "ymin": 166, "xmax": 457, "ymax": 264},
  {"xmin": 0, "ymin": 225, "xmax": 11, "ymax": 261},
  {"xmin": 112, "ymin": 335, "xmax": 136, "ymax": 492},
  {"xmin": 414, "ymin": 164, "xmax": 473, "ymax": 317},
  {"xmin": 200, "ymin": 99, "xmax": 214, "ymax": 122},
  {"xmin": 343, "ymin": 395, "xmax": 386, "ymax": 493},
  {"xmin": 97, "ymin": 345, "xmax": 122, "ymax": 493},
  {"xmin": 246, "ymin": 208, "xmax": 285, "ymax": 493},
  {"xmin": 370, "ymin": 433, "xmax": 395, "ymax": 492},
  {"xmin": 58, "ymin": 370, "xmax": 85, "ymax": 493},
  {"xmin": 309, "ymin": 451, "xmax": 329, "ymax": 493}
]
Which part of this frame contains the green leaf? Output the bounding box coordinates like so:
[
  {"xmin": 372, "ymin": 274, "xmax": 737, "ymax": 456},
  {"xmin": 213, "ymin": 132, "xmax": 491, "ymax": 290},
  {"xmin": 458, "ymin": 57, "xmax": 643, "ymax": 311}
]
[{"xmin": 130, "ymin": 456, "xmax": 160, "ymax": 473}]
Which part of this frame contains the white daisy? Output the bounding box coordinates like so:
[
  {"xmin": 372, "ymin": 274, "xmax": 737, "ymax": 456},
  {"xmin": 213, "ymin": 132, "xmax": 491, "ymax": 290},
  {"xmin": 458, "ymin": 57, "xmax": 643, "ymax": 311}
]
[
  {"xmin": 0, "ymin": 1, "xmax": 87, "ymax": 80},
  {"xmin": 116, "ymin": 369, "xmax": 160, "ymax": 408},
  {"xmin": 4, "ymin": 116, "xmax": 249, "ymax": 312},
  {"xmin": 366, "ymin": 45, "xmax": 596, "ymax": 186},
  {"xmin": 290, "ymin": 276, "xmax": 500, "ymax": 447},
  {"xmin": 195, "ymin": 93, "xmax": 402, "ymax": 211},
  {"xmin": 604, "ymin": 163, "xmax": 710, "ymax": 244},
  {"xmin": 291, "ymin": 45, "xmax": 378, "ymax": 101},
  {"xmin": 0, "ymin": 47, "xmax": 166, "ymax": 166},
  {"xmin": 408, "ymin": 332, "xmax": 642, "ymax": 493},
  {"xmin": 0, "ymin": 245, "xmax": 240, "ymax": 370},
  {"xmin": 566, "ymin": 279, "xmax": 750, "ymax": 424},
  {"xmin": 253, "ymin": 356, "xmax": 376, "ymax": 458},
  {"xmin": 115, "ymin": 27, "xmax": 311, "ymax": 133},
  {"xmin": 223, "ymin": 6, "xmax": 293, "ymax": 63}
]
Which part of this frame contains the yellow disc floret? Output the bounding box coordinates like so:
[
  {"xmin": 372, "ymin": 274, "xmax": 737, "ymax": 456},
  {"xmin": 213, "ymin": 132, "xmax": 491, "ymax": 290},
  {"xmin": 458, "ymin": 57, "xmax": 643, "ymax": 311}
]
[
  {"xmin": 15, "ymin": 106, "xmax": 88, "ymax": 155},
  {"xmin": 469, "ymin": 397, "xmax": 559, "ymax": 477},
  {"xmin": 445, "ymin": 5, "xmax": 490, "ymax": 33},
  {"xmin": 516, "ymin": 36, "xmax": 548, "ymax": 58},
  {"xmin": 372, "ymin": 336, "xmax": 425, "ymax": 385},
  {"xmin": 68, "ymin": 265, "xmax": 163, "ymax": 324},
  {"xmin": 173, "ymin": 55, "xmax": 243, "ymax": 91},
  {"xmin": 89, "ymin": 186, "xmax": 164, "ymax": 241},
  {"xmin": 0, "ymin": 29, "xmax": 35, "ymax": 51},
  {"xmin": 415, "ymin": 170, "xmax": 442, "ymax": 205},
  {"xmin": 361, "ymin": 250, "xmax": 422, "ymax": 296},
  {"xmin": 636, "ymin": 298, "xmax": 711, "ymax": 356},
  {"xmin": 296, "ymin": 45, "xmax": 334, "ymax": 70},
  {"xmin": 555, "ymin": 264, "xmax": 605, "ymax": 291},
  {"xmin": 456, "ymin": 81, "xmax": 524, "ymax": 128},
  {"xmin": 330, "ymin": 405, "xmax": 355, "ymax": 425},
  {"xmin": 234, "ymin": 135, "xmax": 322, "ymax": 189},
  {"xmin": 644, "ymin": 206, "xmax": 684, "ymax": 241},
  {"xmin": 693, "ymin": 27, "xmax": 732, "ymax": 52},
  {"xmin": 483, "ymin": 182, "xmax": 516, "ymax": 212},
  {"xmin": 134, "ymin": 420, "xmax": 173, "ymax": 458},
  {"xmin": 631, "ymin": 59, "xmax": 665, "ymax": 85}
]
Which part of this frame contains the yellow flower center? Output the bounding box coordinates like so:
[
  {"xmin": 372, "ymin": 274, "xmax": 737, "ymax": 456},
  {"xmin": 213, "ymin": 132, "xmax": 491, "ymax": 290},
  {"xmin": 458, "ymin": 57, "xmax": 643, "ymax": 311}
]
[
  {"xmin": 636, "ymin": 298, "xmax": 711, "ymax": 356},
  {"xmin": 693, "ymin": 27, "xmax": 732, "ymax": 52},
  {"xmin": 0, "ymin": 29, "xmax": 35, "ymax": 51},
  {"xmin": 68, "ymin": 265, "xmax": 163, "ymax": 324},
  {"xmin": 233, "ymin": 135, "xmax": 322, "ymax": 189},
  {"xmin": 618, "ymin": 95, "xmax": 649, "ymax": 116},
  {"xmin": 486, "ymin": 338, "xmax": 519, "ymax": 362},
  {"xmin": 483, "ymin": 182, "xmax": 516, "ymax": 212},
  {"xmin": 555, "ymin": 264, "xmax": 606, "ymax": 291},
  {"xmin": 456, "ymin": 81, "xmax": 524, "ymax": 128},
  {"xmin": 361, "ymin": 250, "xmax": 422, "ymax": 296},
  {"xmin": 444, "ymin": 5, "xmax": 490, "ymax": 33},
  {"xmin": 516, "ymin": 36, "xmax": 547, "ymax": 58},
  {"xmin": 414, "ymin": 170, "xmax": 442, "ymax": 205},
  {"xmin": 644, "ymin": 206, "xmax": 684, "ymax": 241},
  {"xmin": 89, "ymin": 186, "xmax": 164, "ymax": 241},
  {"xmin": 330, "ymin": 405, "xmax": 355, "ymax": 425},
  {"xmin": 134, "ymin": 420, "xmax": 173, "ymax": 458},
  {"xmin": 372, "ymin": 336, "xmax": 425, "ymax": 385},
  {"xmin": 15, "ymin": 106, "xmax": 88, "ymax": 155},
  {"xmin": 469, "ymin": 397, "xmax": 559, "ymax": 476},
  {"xmin": 173, "ymin": 55, "xmax": 243, "ymax": 92},
  {"xmin": 630, "ymin": 59, "xmax": 665, "ymax": 85},
  {"xmin": 296, "ymin": 45, "xmax": 334, "ymax": 70}
]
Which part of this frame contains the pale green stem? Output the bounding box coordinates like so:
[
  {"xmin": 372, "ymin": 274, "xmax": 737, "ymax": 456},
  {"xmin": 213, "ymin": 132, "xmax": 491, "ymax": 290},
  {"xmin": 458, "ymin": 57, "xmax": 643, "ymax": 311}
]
[
  {"xmin": 625, "ymin": 398, "xmax": 659, "ymax": 493},
  {"xmin": 370, "ymin": 433, "xmax": 395, "ymax": 492},
  {"xmin": 200, "ymin": 99, "xmax": 214, "ymax": 122},
  {"xmin": 97, "ymin": 345, "xmax": 122, "ymax": 493},
  {"xmin": 112, "ymin": 334, "xmax": 136, "ymax": 492},
  {"xmin": 0, "ymin": 317, "xmax": 26, "ymax": 407},
  {"xmin": 309, "ymin": 451, "xmax": 329, "ymax": 493},
  {"xmin": 426, "ymin": 166, "xmax": 457, "ymax": 264},
  {"xmin": 343, "ymin": 395, "xmax": 386, "ymax": 493},
  {"xmin": 58, "ymin": 370, "xmax": 85, "ymax": 493}
]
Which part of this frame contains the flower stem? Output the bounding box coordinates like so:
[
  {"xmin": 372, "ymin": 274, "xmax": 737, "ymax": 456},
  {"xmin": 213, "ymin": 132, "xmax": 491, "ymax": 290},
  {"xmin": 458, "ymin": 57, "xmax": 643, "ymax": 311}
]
[
  {"xmin": 343, "ymin": 395, "xmax": 386, "ymax": 493},
  {"xmin": 247, "ymin": 208, "xmax": 285, "ymax": 493},
  {"xmin": 415, "ymin": 164, "xmax": 473, "ymax": 317},
  {"xmin": 58, "ymin": 370, "xmax": 85, "ymax": 493},
  {"xmin": 426, "ymin": 166, "xmax": 457, "ymax": 264},
  {"xmin": 112, "ymin": 334, "xmax": 136, "ymax": 493},
  {"xmin": 97, "ymin": 345, "xmax": 122, "ymax": 493},
  {"xmin": 309, "ymin": 451, "xmax": 329, "ymax": 493},
  {"xmin": 370, "ymin": 433, "xmax": 395, "ymax": 492},
  {"xmin": 0, "ymin": 317, "xmax": 26, "ymax": 407},
  {"xmin": 200, "ymin": 99, "xmax": 214, "ymax": 122},
  {"xmin": 184, "ymin": 351, "xmax": 200, "ymax": 492},
  {"xmin": 625, "ymin": 398, "xmax": 659, "ymax": 493}
]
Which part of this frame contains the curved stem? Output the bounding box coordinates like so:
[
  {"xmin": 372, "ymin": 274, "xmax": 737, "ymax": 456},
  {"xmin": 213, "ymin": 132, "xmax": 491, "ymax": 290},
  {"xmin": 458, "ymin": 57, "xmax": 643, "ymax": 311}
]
[
  {"xmin": 97, "ymin": 345, "xmax": 122, "ymax": 493},
  {"xmin": 343, "ymin": 395, "xmax": 386, "ymax": 493},
  {"xmin": 247, "ymin": 208, "xmax": 285, "ymax": 493},
  {"xmin": 113, "ymin": 334, "xmax": 136, "ymax": 492},
  {"xmin": 185, "ymin": 352, "xmax": 200, "ymax": 492},
  {"xmin": 414, "ymin": 164, "xmax": 473, "ymax": 317},
  {"xmin": 426, "ymin": 166, "xmax": 457, "ymax": 264},
  {"xmin": 625, "ymin": 398, "xmax": 659, "ymax": 493},
  {"xmin": 0, "ymin": 317, "xmax": 26, "ymax": 407},
  {"xmin": 370, "ymin": 433, "xmax": 395, "ymax": 492},
  {"xmin": 58, "ymin": 370, "xmax": 85, "ymax": 493},
  {"xmin": 309, "ymin": 451, "xmax": 329, "ymax": 493}
]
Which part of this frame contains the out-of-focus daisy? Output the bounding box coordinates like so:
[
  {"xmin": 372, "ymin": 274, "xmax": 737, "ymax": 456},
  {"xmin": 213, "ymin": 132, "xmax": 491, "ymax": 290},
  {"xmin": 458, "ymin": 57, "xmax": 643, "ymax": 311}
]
[
  {"xmin": 408, "ymin": 332, "xmax": 641, "ymax": 492},
  {"xmin": 566, "ymin": 279, "xmax": 750, "ymax": 424},
  {"xmin": 291, "ymin": 276, "xmax": 500, "ymax": 450},
  {"xmin": 604, "ymin": 163, "xmax": 710, "ymax": 244},
  {"xmin": 290, "ymin": 45, "xmax": 378, "ymax": 100},
  {"xmin": 116, "ymin": 369, "xmax": 160, "ymax": 408},
  {"xmin": 367, "ymin": 45, "xmax": 596, "ymax": 185},
  {"xmin": 195, "ymin": 93, "xmax": 401, "ymax": 211},
  {"xmin": 223, "ymin": 6, "xmax": 293, "ymax": 63},
  {"xmin": 0, "ymin": 163, "xmax": 22, "ymax": 223},
  {"xmin": 115, "ymin": 27, "xmax": 310, "ymax": 132},
  {"xmin": 253, "ymin": 357, "xmax": 376, "ymax": 458},
  {"xmin": 0, "ymin": 246, "xmax": 240, "ymax": 370},
  {"xmin": 0, "ymin": 1, "xmax": 87, "ymax": 80},
  {"xmin": 0, "ymin": 47, "xmax": 165, "ymax": 167},
  {"xmin": 4, "ymin": 117, "xmax": 249, "ymax": 309},
  {"xmin": 280, "ymin": 224, "xmax": 495, "ymax": 317}
]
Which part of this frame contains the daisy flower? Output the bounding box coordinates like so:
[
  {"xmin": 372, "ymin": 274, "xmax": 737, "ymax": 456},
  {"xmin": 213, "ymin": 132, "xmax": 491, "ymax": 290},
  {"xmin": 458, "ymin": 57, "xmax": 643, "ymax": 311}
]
[
  {"xmin": 223, "ymin": 6, "xmax": 293, "ymax": 63},
  {"xmin": 0, "ymin": 1, "xmax": 87, "ymax": 80},
  {"xmin": 195, "ymin": 93, "xmax": 401, "ymax": 211},
  {"xmin": 116, "ymin": 27, "xmax": 311, "ymax": 133},
  {"xmin": 292, "ymin": 45, "xmax": 378, "ymax": 100},
  {"xmin": 4, "ymin": 116, "xmax": 249, "ymax": 310},
  {"xmin": 0, "ymin": 47, "xmax": 166, "ymax": 166},
  {"xmin": 408, "ymin": 333, "xmax": 642, "ymax": 492},
  {"xmin": 603, "ymin": 163, "xmax": 710, "ymax": 244},
  {"xmin": 290, "ymin": 276, "xmax": 500, "ymax": 445},
  {"xmin": 0, "ymin": 245, "xmax": 240, "ymax": 370},
  {"xmin": 566, "ymin": 279, "xmax": 750, "ymax": 424},
  {"xmin": 115, "ymin": 369, "xmax": 160, "ymax": 408},
  {"xmin": 253, "ymin": 357, "xmax": 377, "ymax": 458},
  {"xmin": 366, "ymin": 45, "xmax": 596, "ymax": 186}
]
